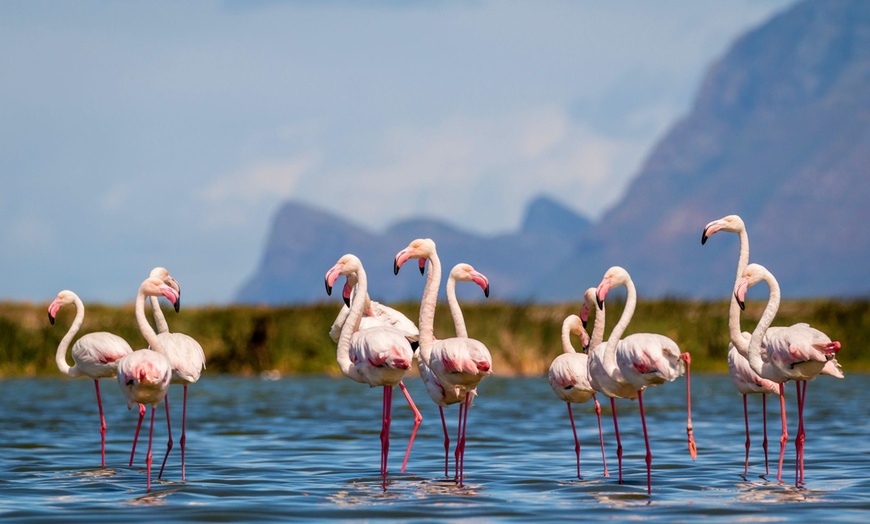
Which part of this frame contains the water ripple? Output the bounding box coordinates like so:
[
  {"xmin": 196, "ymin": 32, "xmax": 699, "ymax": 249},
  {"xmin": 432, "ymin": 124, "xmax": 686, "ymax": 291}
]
[{"xmin": 1, "ymin": 374, "xmax": 869, "ymax": 522}]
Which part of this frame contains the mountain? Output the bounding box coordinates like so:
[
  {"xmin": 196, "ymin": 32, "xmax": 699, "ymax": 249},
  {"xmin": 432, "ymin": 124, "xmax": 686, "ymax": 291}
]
[
  {"xmin": 550, "ymin": 0, "xmax": 870, "ymax": 301},
  {"xmin": 237, "ymin": 0, "xmax": 870, "ymax": 304},
  {"xmin": 235, "ymin": 195, "xmax": 590, "ymax": 303}
]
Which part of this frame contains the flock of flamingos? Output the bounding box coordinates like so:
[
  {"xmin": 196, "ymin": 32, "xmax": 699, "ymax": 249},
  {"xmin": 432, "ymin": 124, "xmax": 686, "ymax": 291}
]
[{"xmin": 47, "ymin": 214, "xmax": 842, "ymax": 495}]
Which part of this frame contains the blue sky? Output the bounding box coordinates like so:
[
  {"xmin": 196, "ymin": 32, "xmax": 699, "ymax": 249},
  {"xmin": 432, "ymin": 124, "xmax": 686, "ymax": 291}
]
[{"xmin": 0, "ymin": 0, "xmax": 796, "ymax": 305}]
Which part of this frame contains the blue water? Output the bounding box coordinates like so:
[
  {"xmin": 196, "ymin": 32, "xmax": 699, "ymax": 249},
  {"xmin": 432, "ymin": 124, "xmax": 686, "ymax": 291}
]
[{"xmin": 1, "ymin": 374, "xmax": 868, "ymax": 522}]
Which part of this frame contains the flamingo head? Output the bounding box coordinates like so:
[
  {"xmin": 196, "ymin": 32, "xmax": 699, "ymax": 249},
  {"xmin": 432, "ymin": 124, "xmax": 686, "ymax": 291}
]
[
  {"xmin": 450, "ymin": 263, "xmax": 490, "ymax": 298},
  {"xmin": 579, "ymin": 287, "xmax": 599, "ymax": 328},
  {"xmin": 149, "ymin": 267, "xmax": 181, "ymax": 312},
  {"xmin": 596, "ymin": 266, "xmax": 630, "ymax": 309},
  {"xmin": 394, "ymin": 238, "xmax": 436, "ymax": 275},
  {"xmin": 324, "ymin": 254, "xmax": 363, "ymax": 296},
  {"xmin": 140, "ymin": 277, "xmax": 180, "ymax": 307},
  {"xmin": 701, "ymin": 214, "xmax": 745, "ymax": 245},
  {"xmin": 563, "ymin": 314, "xmax": 590, "ymax": 351},
  {"xmin": 47, "ymin": 290, "xmax": 76, "ymax": 325},
  {"xmin": 733, "ymin": 263, "xmax": 769, "ymax": 311}
]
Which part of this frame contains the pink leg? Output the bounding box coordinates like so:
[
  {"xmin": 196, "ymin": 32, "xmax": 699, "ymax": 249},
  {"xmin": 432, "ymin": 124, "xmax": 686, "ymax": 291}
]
[
  {"xmin": 776, "ymin": 383, "xmax": 788, "ymax": 484},
  {"xmin": 379, "ymin": 385, "xmax": 394, "ymax": 484},
  {"xmin": 683, "ymin": 353, "xmax": 696, "ymax": 460},
  {"xmin": 158, "ymin": 395, "xmax": 174, "ymax": 479},
  {"xmin": 146, "ymin": 405, "xmax": 156, "ymax": 492},
  {"xmin": 398, "ymin": 381, "xmax": 422, "ymax": 473},
  {"xmin": 439, "ymin": 406, "xmax": 450, "ymax": 477},
  {"xmin": 129, "ymin": 403, "xmax": 146, "ymax": 467},
  {"xmin": 611, "ymin": 397, "xmax": 623, "ymax": 484},
  {"xmin": 637, "ymin": 390, "xmax": 652, "ymax": 495},
  {"xmin": 457, "ymin": 391, "xmax": 472, "ymax": 486},
  {"xmin": 94, "ymin": 380, "xmax": 107, "ymax": 468},
  {"xmin": 566, "ymin": 402, "xmax": 582, "ymax": 479},
  {"xmin": 593, "ymin": 395, "xmax": 609, "ymax": 478},
  {"xmin": 180, "ymin": 385, "xmax": 188, "ymax": 481},
  {"xmin": 743, "ymin": 394, "xmax": 750, "ymax": 476},
  {"xmin": 762, "ymin": 394, "xmax": 770, "ymax": 477},
  {"xmin": 454, "ymin": 401, "xmax": 464, "ymax": 481},
  {"xmin": 795, "ymin": 380, "xmax": 807, "ymax": 485}
]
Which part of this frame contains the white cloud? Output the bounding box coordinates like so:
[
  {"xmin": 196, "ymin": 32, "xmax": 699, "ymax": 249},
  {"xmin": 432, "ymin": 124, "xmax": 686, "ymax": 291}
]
[
  {"xmin": 302, "ymin": 106, "xmax": 650, "ymax": 234},
  {"xmin": 199, "ymin": 154, "xmax": 320, "ymax": 228}
]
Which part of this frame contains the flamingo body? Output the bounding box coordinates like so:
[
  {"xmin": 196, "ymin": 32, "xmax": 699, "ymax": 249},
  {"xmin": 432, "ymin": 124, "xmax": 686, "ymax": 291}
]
[{"xmin": 48, "ymin": 290, "xmax": 133, "ymax": 467}]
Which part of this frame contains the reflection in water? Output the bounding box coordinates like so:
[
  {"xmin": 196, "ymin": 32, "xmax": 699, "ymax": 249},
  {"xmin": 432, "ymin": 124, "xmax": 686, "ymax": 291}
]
[{"xmin": 0, "ymin": 375, "xmax": 868, "ymax": 521}]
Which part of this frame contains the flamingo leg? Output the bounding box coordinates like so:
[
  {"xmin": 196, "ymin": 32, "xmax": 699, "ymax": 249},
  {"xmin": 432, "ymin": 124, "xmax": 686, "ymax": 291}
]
[
  {"xmin": 457, "ymin": 391, "xmax": 472, "ymax": 486},
  {"xmin": 146, "ymin": 405, "xmax": 156, "ymax": 492},
  {"xmin": 566, "ymin": 402, "xmax": 582, "ymax": 479},
  {"xmin": 439, "ymin": 406, "xmax": 450, "ymax": 477},
  {"xmin": 593, "ymin": 394, "xmax": 609, "ymax": 478},
  {"xmin": 743, "ymin": 394, "xmax": 750, "ymax": 476},
  {"xmin": 397, "ymin": 381, "xmax": 422, "ymax": 473},
  {"xmin": 637, "ymin": 390, "xmax": 653, "ymax": 495},
  {"xmin": 762, "ymin": 393, "xmax": 770, "ymax": 477},
  {"xmin": 610, "ymin": 397, "xmax": 623, "ymax": 484},
  {"xmin": 454, "ymin": 400, "xmax": 464, "ymax": 482},
  {"xmin": 129, "ymin": 403, "xmax": 146, "ymax": 467},
  {"xmin": 180, "ymin": 385, "xmax": 188, "ymax": 481},
  {"xmin": 777, "ymin": 384, "xmax": 789, "ymax": 484},
  {"xmin": 683, "ymin": 353, "xmax": 696, "ymax": 461},
  {"xmin": 379, "ymin": 385, "xmax": 393, "ymax": 485},
  {"xmin": 158, "ymin": 394, "xmax": 174, "ymax": 479},
  {"xmin": 94, "ymin": 380, "xmax": 107, "ymax": 468},
  {"xmin": 795, "ymin": 380, "xmax": 807, "ymax": 485}
]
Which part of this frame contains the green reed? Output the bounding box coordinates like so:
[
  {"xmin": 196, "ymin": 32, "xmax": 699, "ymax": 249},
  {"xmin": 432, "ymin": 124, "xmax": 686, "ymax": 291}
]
[{"xmin": 2, "ymin": 299, "xmax": 867, "ymax": 377}]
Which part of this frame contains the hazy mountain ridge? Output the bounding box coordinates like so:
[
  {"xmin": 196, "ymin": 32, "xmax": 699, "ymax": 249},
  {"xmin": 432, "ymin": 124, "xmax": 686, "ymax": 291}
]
[{"xmin": 236, "ymin": 0, "xmax": 870, "ymax": 305}]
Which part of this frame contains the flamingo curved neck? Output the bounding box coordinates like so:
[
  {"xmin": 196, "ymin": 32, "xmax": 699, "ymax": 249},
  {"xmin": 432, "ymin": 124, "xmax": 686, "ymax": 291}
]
[
  {"xmin": 446, "ymin": 274, "xmax": 468, "ymax": 338},
  {"xmin": 561, "ymin": 320, "xmax": 577, "ymax": 354},
  {"xmin": 590, "ymin": 304, "xmax": 606, "ymax": 350},
  {"xmin": 729, "ymin": 228, "xmax": 750, "ymax": 353},
  {"xmin": 55, "ymin": 295, "xmax": 85, "ymax": 377},
  {"xmin": 150, "ymin": 296, "xmax": 170, "ymax": 334},
  {"xmin": 747, "ymin": 273, "xmax": 780, "ymax": 377},
  {"xmin": 603, "ymin": 278, "xmax": 636, "ymax": 375},
  {"xmin": 135, "ymin": 290, "xmax": 167, "ymax": 354},
  {"xmin": 336, "ymin": 266, "xmax": 367, "ymax": 379},
  {"xmin": 418, "ymin": 251, "xmax": 442, "ymax": 362}
]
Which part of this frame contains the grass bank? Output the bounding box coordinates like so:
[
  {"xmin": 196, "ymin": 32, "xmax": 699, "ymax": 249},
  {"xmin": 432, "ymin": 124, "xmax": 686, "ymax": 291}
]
[{"xmin": 2, "ymin": 299, "xmax": 867, "ymax": 377}]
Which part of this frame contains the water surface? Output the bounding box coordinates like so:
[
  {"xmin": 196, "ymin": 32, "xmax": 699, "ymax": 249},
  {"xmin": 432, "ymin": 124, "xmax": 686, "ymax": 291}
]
[{"xmin": 1, "ymin": 374, "xmax": 868, "ymax": 522}]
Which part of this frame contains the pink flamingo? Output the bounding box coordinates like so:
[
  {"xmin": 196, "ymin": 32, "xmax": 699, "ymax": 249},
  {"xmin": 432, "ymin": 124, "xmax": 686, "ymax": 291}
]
[
  {"xmin": 328, "ymin": 278, "xmax": 422, "ymax": 473},
  {"xmin": 586, "ymin": 280, "xmax": 643, "ymax": 486},
  {"xmin": 394, "ymin": 239, "xmax": 492, "ymax": 486},
  {"xmin": 147, "ymin": 267, "xmax": 181, "ymax": 334},
  {"xmin": 595, "ymin": 266, "xmax": 696, "ymax": 495},
  {"xmin": 116, "ymin": 277, "xmax": 179, "ymax": 491},
  {"xmin": 734, "ymin": 263, "xmax": 843, "ymax": 485},
  {"xmin": 325, "ymin": 254, "xmax": 420, "ymax": 486},
  {"xmin": 547, "ymin": 310, "xmax": 608, "ymax": 479},
  {"xmin": 702, "ymin": 214, "xmax": 779, "ymax": 477},
  {"xmin": 415, "ymin": 262, "xmax": 491, "ymax": 479},
  {"xmin": 48, "ymin": 290, "xmax": 133, "ymax": 467},
  {"xmin": 131, "ymin": 267, "xmax": 205, "ymax": 482},
  {"xmin": 703, "ymin": 215, "xmax": 842, "ymax": 481}
]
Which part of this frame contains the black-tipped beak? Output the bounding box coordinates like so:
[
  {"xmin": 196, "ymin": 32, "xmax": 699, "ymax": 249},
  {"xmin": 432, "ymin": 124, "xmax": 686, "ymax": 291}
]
[
  {"xmin": 596, "ymin": 297, "xmax": 604, "ymax": 310},
  {"xmin": 343, "ymin": 295, "xmax": 350, "ymax": 307},
  {"xmin": 701, "ymin": 227, "xmax": 709, "ymax": 245},
  {"xmin": 581, "ymin": 318, "xmax": 588, "ymax": 329},
  {"xmin": 325, "ymin": 280, "xmax": 333, "ymax": 296},
  {"xmin": 735, "ymin": 292, "xmax": 745, "ymax": 311},
  {"xmin": 418, "ymin": 259, "xmax": 426, "ymax": 275},
  {"xmin": 393, "ymin": 259, "xmax": 400, "ymax": 276},
  {"xmin": 48, "ymin": 312, "xmax": 55, "ymax": 325},
  {"xmin": 174, "ymin": 298, "xmax": 180, "ymax": 313},
  {"xmin": 484, "ymin": 284, "xmax": 490, "ymax": 298}
]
